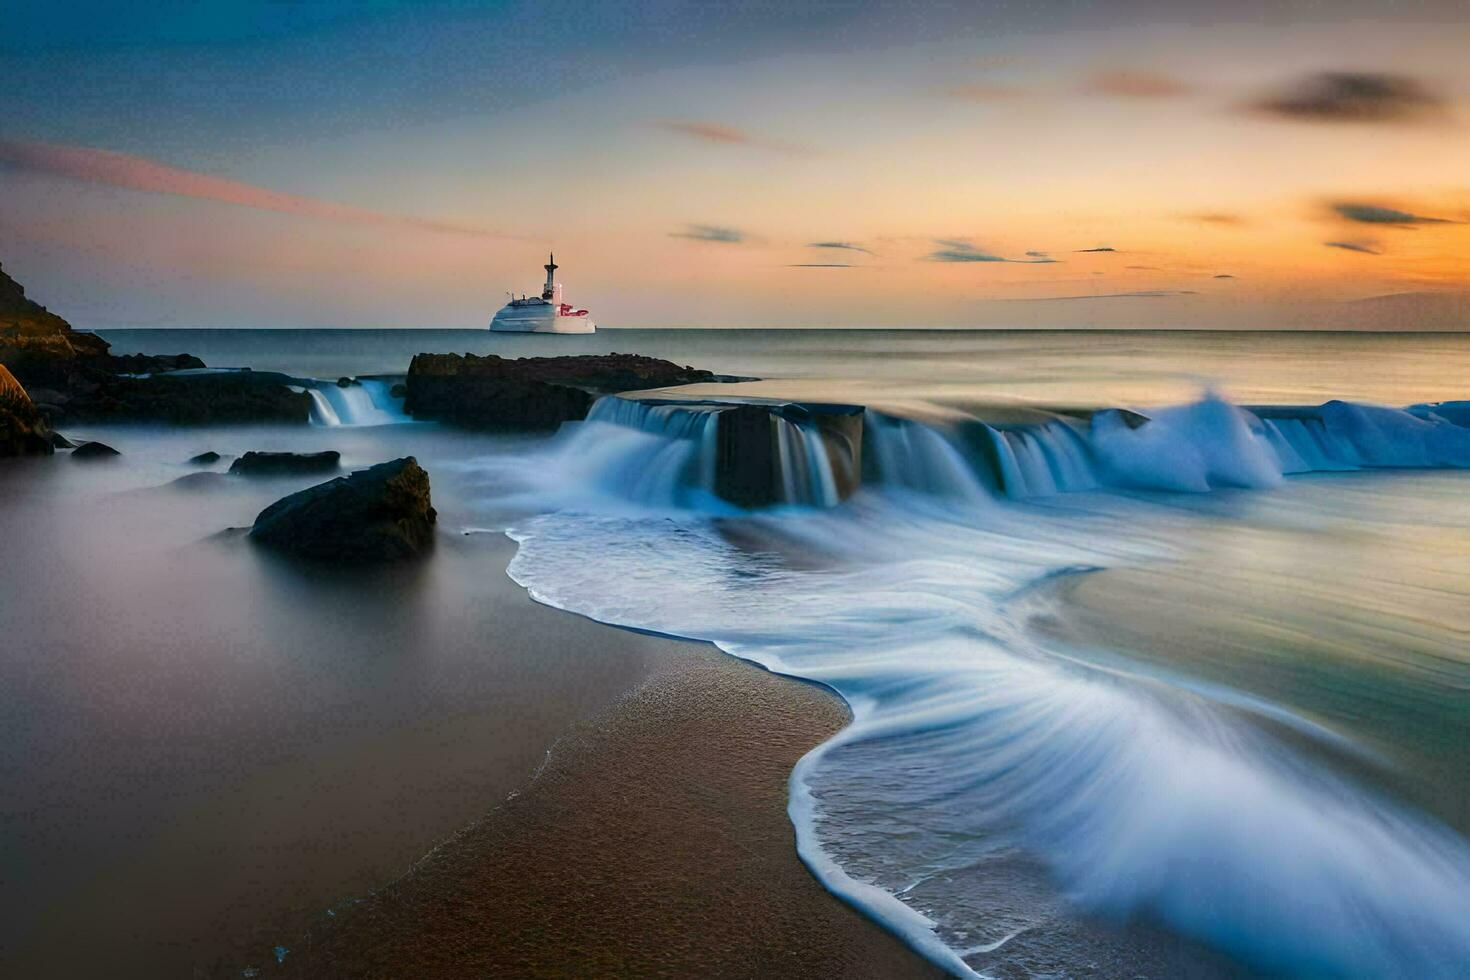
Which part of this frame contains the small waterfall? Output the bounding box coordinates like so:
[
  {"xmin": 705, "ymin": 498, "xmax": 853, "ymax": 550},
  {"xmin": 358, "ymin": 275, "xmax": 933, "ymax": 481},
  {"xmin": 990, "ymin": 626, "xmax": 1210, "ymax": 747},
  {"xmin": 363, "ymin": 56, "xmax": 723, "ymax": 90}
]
[
  {"xmin": 558, "ymin": 394, "xmax": 1470, "ymax": 514},
  {"xmin": 867, "ymin": 395, "xmax": 1470, "ymax": 505},
  {"xmin": 865, "ymin": 414, "xmax": 995, "ymax": 503},
  {"xmin": 565, "ymin": 397, "xmax": 849, "ymax": 509},
  {"xmin": 307, "ymin": 379, "xmax": 407, "ymax": 427},
  {"xmin": 306, "ymin": 389, "xmax": 342, "ymax": 426}
]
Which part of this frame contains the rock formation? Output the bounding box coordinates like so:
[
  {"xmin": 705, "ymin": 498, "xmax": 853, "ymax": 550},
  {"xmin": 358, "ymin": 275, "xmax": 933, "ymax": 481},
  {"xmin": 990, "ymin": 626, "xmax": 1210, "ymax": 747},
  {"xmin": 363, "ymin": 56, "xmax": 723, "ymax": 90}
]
[
  {"xmin": 712, "ymin": 401, "xmax": 864, "ymax": 508},
  {"xmin": 0, "ymin": 363, "xmax": 54, "ymax": 457},
  {"xmin": 404, "ymin": 352, "xmax": 717, "ymax": 429},
  {"xmin": 229, "ymin": 451, "xmax": 341, "ymax": 476},
  {"xmin": 1, "ymin": 261, "xmax": 309, "ymax": 424},
  {"xmin": 250, "ymin": 457, "xmax": 437, "ymax": 562},
  {"xmin": 71, "ymin": 441, "xmax": 121, "ymax": 460}
]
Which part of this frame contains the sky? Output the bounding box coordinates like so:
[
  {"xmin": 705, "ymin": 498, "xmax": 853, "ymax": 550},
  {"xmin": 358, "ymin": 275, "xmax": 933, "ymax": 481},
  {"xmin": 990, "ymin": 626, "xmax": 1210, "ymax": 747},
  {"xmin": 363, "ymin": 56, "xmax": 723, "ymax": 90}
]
[{"xmin": 2, "ymin": 0, "xmax": 1469, "ymax": 329}]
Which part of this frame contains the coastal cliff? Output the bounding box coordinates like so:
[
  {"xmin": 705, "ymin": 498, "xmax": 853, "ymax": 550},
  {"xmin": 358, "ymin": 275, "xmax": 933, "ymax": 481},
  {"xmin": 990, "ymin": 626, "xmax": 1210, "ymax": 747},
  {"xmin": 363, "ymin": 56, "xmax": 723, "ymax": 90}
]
[{"xmin": 0, "ymin": 262, "xmax": 310, "ymax": 425}]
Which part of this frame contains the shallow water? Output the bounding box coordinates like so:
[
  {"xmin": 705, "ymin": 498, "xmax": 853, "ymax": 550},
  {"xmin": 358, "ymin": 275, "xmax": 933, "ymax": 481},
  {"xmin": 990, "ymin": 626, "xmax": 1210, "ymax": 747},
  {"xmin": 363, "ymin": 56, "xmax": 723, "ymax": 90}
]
[
  {"xmin": 17, "ymin": 328, "xmax": 1470, "ymax": 976},
  {"xmin": 0, "ymin": 423, "xmax": 660, "ymax": 977}
]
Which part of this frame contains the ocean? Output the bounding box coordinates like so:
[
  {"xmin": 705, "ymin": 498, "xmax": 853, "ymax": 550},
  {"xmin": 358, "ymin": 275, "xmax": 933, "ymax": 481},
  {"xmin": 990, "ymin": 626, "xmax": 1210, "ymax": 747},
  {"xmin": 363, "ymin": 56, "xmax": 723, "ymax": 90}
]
[{"xmin": 16, "ymin": 327, "xmax": 1470, "ymax": 976}]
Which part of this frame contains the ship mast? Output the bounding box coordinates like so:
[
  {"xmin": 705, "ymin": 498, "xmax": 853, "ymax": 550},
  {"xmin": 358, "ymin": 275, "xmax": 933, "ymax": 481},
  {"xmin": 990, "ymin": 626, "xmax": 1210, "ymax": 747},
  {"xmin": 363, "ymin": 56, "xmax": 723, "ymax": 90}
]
[{"xmin": 541, "ymin": 252, "xmax": 558, "ymax": 300}]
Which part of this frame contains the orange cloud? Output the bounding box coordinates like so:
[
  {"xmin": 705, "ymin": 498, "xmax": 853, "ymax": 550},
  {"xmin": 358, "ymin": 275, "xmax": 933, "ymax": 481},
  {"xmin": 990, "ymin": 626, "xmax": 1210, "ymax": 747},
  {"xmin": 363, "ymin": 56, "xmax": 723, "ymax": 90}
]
[
  {"xmin": 0, "ymin": 138, "xmax": 504, "ymax": 237},
  {"xmin": 1086, "ymin": 69, "xmax": 1191, "ymax": 98}
]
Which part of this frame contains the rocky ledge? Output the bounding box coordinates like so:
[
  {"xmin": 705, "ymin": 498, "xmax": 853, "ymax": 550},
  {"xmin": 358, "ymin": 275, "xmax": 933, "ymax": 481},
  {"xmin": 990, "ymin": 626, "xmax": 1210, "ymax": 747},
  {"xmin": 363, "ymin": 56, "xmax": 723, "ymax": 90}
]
[
  {"xmin": 230, "ymin": 451, "xmax": 341, "ymax": 476},
  {"xmin": 250, "ymin": 457, "xmax": 437, "ymax": 562},
  {"xmin": 0, "ymin": 363, "xmax": 54, "ymax": 457},
  {"xmin": 404, "ymin": 352, "xmax": 718, "ymax": 429},
  {"xmin": 1, "ymin": 261, "xmax": 310, "ymax": 425}
]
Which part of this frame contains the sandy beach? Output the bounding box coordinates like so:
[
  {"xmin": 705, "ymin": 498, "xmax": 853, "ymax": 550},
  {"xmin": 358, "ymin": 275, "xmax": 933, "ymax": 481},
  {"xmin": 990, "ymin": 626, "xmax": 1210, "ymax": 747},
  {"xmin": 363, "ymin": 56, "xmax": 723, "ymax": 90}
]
[
  {"xmin": 265, "ymin": 626, "xmax": 941, "ymax": 980},
  {"xmin": 0, "ymin": 430, "xmax": 936, "ymax": 978}
]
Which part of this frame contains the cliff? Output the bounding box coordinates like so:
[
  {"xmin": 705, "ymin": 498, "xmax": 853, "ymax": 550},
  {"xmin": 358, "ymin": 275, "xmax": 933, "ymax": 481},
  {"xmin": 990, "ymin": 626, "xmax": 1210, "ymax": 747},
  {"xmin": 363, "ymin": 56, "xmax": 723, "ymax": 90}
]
[{"xmin": 0, "ymin": 261, "xmax": 309, "ymax": 425}]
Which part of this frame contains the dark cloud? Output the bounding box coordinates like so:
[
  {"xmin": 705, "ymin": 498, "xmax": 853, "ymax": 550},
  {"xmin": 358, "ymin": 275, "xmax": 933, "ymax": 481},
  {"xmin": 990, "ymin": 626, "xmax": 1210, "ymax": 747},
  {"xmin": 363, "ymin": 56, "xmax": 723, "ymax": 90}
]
[
  {"xmin": 1010, "ymin": 290, "xmax": 1198, "ymax": 301},
  {"xmin": 671, "ymin": 224, "xmax": 745, "ymax": 243},
  {"xmin": 1126, "ymin": 264, "xmax": 1161, "ymax": 270},
  {"xmin": 1085, "ymin": 69, "xmax": 1190, "ymax": 98},
  {"xmin": 808, "ymin": 241, "xmax": 874, "ymax": 255},
  {"xmin": 1331, "ymin": 202, "xmax": 1453, "ymax": 226},
  {"xmin": 1025, "ymin": 250, "xmax": 1050, "ymax": 258},
  {"xmin": 1250, "ymin": 72, "xmax": 1445, "ymax": 123},
  {"xmin": 926, "ymin": 239, "xmax": 1055, "ymax": 263},
  {"xmin": 1214, "ymin": 274, "xmax": 1236, "ymax": 279},
  {"xmin": 787, "ymin": 263, "xmax": 853, "ymax": 268},
  {"xmin": 1325, "ymin": 240, "xmax": 1382, "ymax": 255},
  {"xmin": 1075, "ymin": 246, "xmax": 1117, "ymax": 253}
]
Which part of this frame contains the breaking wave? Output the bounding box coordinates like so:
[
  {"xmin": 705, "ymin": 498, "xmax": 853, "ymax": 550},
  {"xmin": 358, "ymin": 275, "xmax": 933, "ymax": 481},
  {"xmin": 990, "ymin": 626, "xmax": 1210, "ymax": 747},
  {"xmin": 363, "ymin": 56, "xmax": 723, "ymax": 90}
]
[{"xmin": 470, "ymin": 391, "xmax": 1470, "ymax": 976}]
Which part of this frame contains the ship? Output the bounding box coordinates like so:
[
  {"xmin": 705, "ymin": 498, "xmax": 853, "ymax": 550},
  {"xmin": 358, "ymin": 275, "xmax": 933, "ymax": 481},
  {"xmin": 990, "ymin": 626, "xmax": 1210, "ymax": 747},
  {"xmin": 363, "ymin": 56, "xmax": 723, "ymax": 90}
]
[{"xmin": 489, "ymin": 253, "xmax": 596, "ymax": 333}]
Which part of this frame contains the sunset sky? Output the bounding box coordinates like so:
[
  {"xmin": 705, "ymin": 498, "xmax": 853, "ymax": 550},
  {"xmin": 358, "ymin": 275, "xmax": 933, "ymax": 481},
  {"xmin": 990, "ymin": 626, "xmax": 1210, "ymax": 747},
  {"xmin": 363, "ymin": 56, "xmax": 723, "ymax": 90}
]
[{"xmin": 2, "ymin": 0, "xmax": 1469, "ymax": 329}]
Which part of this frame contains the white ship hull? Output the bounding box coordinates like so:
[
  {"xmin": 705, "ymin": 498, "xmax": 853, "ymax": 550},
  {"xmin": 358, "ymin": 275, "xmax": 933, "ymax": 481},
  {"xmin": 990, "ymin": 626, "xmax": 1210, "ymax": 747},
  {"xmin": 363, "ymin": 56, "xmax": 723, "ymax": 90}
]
[
  {"xmin": 489, "ymin": 302, "xmax": 597, "ymax": 334},
  {"xmin": 490, "ymin": 253, "xmax": 597, "ymax": 333}
]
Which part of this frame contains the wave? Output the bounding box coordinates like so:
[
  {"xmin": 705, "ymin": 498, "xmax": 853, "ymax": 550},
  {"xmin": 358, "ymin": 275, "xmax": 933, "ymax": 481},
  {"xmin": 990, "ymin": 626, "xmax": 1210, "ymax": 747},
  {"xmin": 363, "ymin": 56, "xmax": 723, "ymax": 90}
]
[
  {"xmin": 471, "ymin": 392, "xmax": 1470, "ymax": 976},
  {"xmin": 541, "ymin": 393, "xmax": 1470, "ymax": 514}
]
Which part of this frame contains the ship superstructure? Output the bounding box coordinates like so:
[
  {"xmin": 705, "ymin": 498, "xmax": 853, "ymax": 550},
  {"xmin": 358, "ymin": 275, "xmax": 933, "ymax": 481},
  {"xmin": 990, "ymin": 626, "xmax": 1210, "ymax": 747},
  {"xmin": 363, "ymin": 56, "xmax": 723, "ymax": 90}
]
[{"xmin": 489, "ymin": 253, "xmax": 596, "ymax": 333}]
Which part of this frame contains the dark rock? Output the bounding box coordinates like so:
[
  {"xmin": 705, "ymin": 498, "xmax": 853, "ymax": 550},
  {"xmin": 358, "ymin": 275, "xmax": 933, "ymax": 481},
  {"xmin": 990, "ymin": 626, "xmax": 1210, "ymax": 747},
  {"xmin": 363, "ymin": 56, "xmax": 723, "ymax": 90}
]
[
  {"xmin": 50, "ymin": 431, "xmax": 76, "ymax": 449},
  {"xmin": 389, "ymin": 383, "xmax": 407, "ymax": 398},
  {"xmin": 711, "ymin": 401, "xmax": 863, "ymax": 508},
  {"xmin": 167, "ymin": 472, "xmax": 230, "ymax": 492},
  {"xmin": 412, "ymin": 375, "xmax": 591, "ymax": 430},
  {"xmin": 2, "ymin": 264, "xmax": 309, "ymax": 425},
  {"xmin": 2, "ymin": 262, "xmax": 114, "ymax": 389},
  {"xmin": 404, "ymin": 352, "xmax": 717, "ymax": 429},
  {"xmin": 337, "ymin": 376, "xmax": 354, "ymax": 388},
  {"xmin": 0, "ymin": 363, "xmax": 54, "ymax": 457},
  {"xmin": 188, "ymin": 451, "xmax": 222, "ymax": 465},
  {"xmin": 250, "ymin": 457, "xmax": 437, "ymax": 562},
  {"xmin": 713, "ymin": 405, "xmax": 779, "ymax": 508},
  {"xmin": 62, "ymin": 373, "xmax": 312, "ymax": 425},
  {"xmin": 229, "ymin": 451, "xmax": 340, "ymax": 476},
  {"xmin": 71, "ymin": 441, "xmax": 121, "ymax": 460},
  {"xmin": 109, "ymin": 352, "xmax": 207, "ymax": 374}
]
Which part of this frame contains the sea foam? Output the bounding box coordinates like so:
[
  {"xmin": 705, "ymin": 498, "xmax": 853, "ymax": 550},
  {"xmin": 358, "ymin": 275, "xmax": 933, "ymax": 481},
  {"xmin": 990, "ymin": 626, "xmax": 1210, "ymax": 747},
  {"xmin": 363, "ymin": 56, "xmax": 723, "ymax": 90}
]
[{"xmin": 471, "ymin": 392, "xmax": 1470, "ymax": 976}]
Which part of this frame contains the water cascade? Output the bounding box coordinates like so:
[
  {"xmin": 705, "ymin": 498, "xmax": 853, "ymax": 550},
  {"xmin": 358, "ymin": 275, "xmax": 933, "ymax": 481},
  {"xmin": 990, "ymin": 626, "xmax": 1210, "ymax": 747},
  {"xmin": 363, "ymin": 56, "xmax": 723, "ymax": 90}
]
[
  {"xmin": 307, "ymin": 379, "xmax": 408, "ymax": 427},
  {"xmin": 558, "ymin": 397, "xmax": 862, "ymax": 509}
]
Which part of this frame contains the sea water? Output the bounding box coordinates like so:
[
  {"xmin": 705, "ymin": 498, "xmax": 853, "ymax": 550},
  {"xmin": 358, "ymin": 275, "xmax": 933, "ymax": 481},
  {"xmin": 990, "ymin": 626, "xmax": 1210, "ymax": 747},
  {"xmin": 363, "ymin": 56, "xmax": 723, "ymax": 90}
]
[{"xmin": 90, "ymin": 328, "xmax": 1470, "ymax": 975}]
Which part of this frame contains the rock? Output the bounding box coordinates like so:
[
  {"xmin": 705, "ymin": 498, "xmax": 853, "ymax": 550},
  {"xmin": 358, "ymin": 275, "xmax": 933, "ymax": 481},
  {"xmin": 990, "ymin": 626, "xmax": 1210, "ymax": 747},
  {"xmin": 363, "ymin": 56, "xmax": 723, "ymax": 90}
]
[
  {"xmin": 109, "ymin": 352, "xmax": 207, "ymax": 374},
  {"xmin": 167, "ymin": 472, "xmax": 230, "ymax": 492},
  {"xmin": 711, "ymin": 402, "xmax": 864, "ymax": 508},
  {"xmin": 229, "ymin": 451, "xmax": 340, "ymax": 476},
  {"xmin": 712, "ymin": 405, "xmax": 779, "ymax": 508},
  {"xmin": 2, "ymin": 263, "xmax": 308, "ymax": 424},
  {"xmin": 188, "ymin": 451, "xmax": 222, "ymax": 465},
  {"xmin": 0, "ymin": 362, "xmax": 54, "ymax": 457},
  {"xmin": 61, "ymin": 372, "xmax": 312, "ymax": 425},
  {"xmin": 250, "ymin": 457, "xmax": 437, "ymax": 562},
  {"xmin": 50, "ymin": 431, "xmax": 76, "ymax": 449},
  {"xmin": 389, "ymin": 383, "xmax": 407, "ymax": 399},
  {"xmin": 410, "ymin": 375, "xmax": 592, "ymax": 430},
  {"xmin": 71, "ymin": 440, "xmax": 121, "ymax": 460},
  {"xmin": 2, "ymin": 261, "xmax": 114, "ymax": 389},
  {"xmin": 404, "ymin": 352, "xmax": 717, "ymax": 429},
  {"xmin": 337, "ymin": 377, "xmax": 354, "ymax": 388}
]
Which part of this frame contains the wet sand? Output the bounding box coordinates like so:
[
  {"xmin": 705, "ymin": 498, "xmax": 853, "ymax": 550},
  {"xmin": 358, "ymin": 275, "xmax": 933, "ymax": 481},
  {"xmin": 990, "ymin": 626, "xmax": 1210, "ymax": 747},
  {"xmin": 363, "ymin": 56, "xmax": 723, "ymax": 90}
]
[
  {"xmin": 265, "ymin": 640, "xmax": 942, "ymax": 979},
  {"xmin": 0, "ymin": 430, "xmax": 937, "ymax": 978}
]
